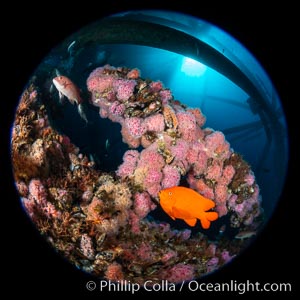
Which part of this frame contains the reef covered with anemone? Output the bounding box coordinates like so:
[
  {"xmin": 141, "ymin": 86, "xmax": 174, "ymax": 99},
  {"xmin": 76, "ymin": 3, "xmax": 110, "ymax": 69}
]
[{"xmin": 11, "ymin": 65, "xmax": 263, "ymax": 285}]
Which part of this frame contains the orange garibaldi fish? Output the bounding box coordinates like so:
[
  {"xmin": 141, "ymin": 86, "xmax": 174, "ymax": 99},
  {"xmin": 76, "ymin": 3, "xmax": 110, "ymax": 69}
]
[{"xmin": 159, "ymin": 186, "xmax": 218, "ymax": 229}]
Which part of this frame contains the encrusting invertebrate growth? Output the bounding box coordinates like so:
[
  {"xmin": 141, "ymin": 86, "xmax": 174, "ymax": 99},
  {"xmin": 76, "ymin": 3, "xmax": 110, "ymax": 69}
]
[{"xmin": 12, "ymin": 65, "xmax": 263, "ymax": 285}]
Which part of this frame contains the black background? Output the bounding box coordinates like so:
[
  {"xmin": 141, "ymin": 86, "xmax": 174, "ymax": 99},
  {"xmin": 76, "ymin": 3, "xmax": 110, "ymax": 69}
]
[{"xmin": 3, "ymin": 1, "xmax": 297, "ymax": 297}]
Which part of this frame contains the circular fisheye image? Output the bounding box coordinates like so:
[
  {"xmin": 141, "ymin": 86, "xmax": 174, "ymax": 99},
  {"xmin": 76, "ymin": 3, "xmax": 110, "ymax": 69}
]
[{"xmin": 11, "ymin": 10, "xmax": 288, "ymax": 285}]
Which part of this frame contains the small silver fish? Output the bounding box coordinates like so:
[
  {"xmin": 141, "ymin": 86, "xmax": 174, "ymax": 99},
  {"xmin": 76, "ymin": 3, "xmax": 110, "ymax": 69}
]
[
  {"xmin": 55, "ymin": 68, "xmax": 61, "ymax": 77},
  {"xmin": 234, "ymin": 230, "xmax": 256, "ymax": 240},
  {"xmin": 67, "ymin": 40, "xmax": 76, "ymax": 55},
  {"xmin": 78, "ymin": 103, "xmax": 88, "ymax": 124},
  {"xmin": 105, "ymin": 139, "xmax": 110, "ymax": 151}
]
